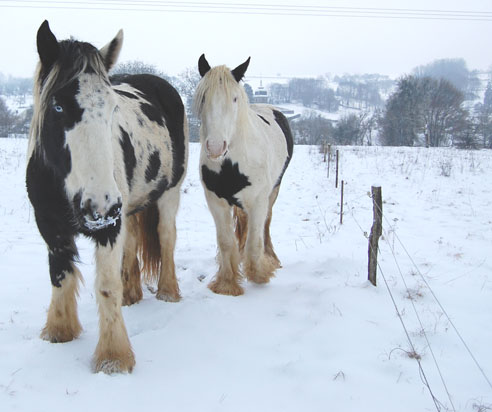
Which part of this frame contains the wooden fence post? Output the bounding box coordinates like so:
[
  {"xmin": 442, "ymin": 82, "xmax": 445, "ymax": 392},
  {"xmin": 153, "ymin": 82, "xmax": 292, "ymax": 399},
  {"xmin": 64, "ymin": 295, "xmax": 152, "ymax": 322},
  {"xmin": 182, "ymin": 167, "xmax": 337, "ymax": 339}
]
[
  {"xmin": 335, "ymin": 149, "xmax": 339, "ymax": 188},
  {"xmin": 340, "ymin": 180, "xmax": 344, "ymax": 224},
  {"xmin": 368, "ymin": 186, "xmax": 382, "ymax": 286},
  {"xmin": 327, "ymin": 145, "xmax": 331, "ymax": 178}
]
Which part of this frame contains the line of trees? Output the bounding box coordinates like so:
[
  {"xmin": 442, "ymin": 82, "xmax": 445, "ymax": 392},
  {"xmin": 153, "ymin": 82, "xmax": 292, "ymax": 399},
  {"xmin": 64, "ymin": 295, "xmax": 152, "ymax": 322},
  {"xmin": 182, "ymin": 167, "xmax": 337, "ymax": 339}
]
[{"xmin": 2, "ymin": 58, "xmax": 492, "ymax": 148}]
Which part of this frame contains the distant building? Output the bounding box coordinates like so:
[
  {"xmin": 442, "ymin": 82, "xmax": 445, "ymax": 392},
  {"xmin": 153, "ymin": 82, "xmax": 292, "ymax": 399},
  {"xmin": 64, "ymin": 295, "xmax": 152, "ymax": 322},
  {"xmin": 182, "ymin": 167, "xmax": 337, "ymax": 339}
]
[{"xmin": 253, "ymin": 81, "xmax": 269, "ymax": 104}]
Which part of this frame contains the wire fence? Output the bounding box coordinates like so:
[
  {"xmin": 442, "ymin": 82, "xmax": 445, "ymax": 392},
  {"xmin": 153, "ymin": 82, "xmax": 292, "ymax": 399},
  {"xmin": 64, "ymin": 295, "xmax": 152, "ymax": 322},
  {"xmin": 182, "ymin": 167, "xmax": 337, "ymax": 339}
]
[{"xmin": 323, "ymin": 146, "xmax": 492, "ymax": 411}]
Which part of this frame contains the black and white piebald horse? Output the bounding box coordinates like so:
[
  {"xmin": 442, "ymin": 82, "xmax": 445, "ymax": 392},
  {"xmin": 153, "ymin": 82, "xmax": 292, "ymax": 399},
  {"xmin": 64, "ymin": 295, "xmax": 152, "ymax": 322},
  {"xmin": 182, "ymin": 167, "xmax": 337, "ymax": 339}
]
[
  {"xmin": 193, "ymin": 55, "xmax": 293, "ymax": 296},
  {"xmin": 26, "ymin": 21, "xmax": 188, "ymax": 373}
]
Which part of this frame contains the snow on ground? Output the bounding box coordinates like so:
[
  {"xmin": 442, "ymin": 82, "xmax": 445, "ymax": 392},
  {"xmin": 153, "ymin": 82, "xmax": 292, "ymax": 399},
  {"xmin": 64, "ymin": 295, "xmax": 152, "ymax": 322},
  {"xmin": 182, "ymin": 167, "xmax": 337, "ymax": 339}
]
[{"xmin": 0, "ymin": 139, "xmax": 491, "ymax": 411}]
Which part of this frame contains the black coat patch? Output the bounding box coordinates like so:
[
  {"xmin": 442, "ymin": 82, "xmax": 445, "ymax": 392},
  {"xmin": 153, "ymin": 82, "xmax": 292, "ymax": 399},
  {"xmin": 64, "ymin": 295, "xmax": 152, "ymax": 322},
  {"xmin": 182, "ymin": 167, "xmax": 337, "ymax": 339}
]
[
  {"xmin": 114, "ymin": 89, "xmax": 138, "ymax": 99},
  {"xmin": 85, "ymin": 219, "xmax": 122, "ymax": 248},
  {"xmin": 258, "ymin": 114, "xmax": 270, "ymax": 125},
  {"xmin": 145, "ymin": 151, "xmax": 161, "ymax": 182},
  {"xmin": 119, "ymin": 127, "xmax": 136, "ymax": 190},
  {"xmin": 201, "ymin": 159, "xmax": 251, "ymax": 207},
  {"xmin": 273, "ymin": 109, "xmax": 294, "ymax": 187},
  {"xmin": 26, "ymin": 152, "xmax": 79, "ymax": 287}
]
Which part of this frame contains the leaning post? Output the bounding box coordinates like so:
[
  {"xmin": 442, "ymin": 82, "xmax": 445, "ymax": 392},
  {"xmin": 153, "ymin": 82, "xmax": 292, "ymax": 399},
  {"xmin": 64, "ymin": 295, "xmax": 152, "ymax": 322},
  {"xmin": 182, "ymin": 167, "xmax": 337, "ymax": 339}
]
[{"xmin": 368, "ymin": 186, "xmax": 382, "ymax": 286}]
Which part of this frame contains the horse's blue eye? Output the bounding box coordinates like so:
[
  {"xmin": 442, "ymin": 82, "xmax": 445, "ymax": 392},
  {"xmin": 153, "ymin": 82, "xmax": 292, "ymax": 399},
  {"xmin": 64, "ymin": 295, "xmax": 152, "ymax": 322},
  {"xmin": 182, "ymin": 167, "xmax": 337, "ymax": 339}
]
[{"xmin": 54, "ymin": 105, "xmax": 63, "ymax": 113}]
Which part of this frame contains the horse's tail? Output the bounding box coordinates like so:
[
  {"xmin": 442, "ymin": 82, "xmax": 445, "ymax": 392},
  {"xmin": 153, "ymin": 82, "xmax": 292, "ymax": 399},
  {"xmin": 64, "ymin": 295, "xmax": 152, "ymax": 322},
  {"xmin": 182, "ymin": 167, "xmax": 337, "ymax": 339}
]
[
  {"xmin": 233, "ymin": 206, "xmax": 248, "ymax": 253},
  {"xmin": 136, "ymin": 203, "xmax": 161, "ymax": 284}
]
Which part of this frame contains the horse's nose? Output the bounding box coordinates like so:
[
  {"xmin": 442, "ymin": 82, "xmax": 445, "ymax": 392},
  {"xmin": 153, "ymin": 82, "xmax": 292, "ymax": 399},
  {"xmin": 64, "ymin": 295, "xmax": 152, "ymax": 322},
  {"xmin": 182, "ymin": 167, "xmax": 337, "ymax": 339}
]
[
  {"xmin": 206, "ymin": 139, "xmax": 227, "ymax": 159},
  {"xmin": 79, "ymin": 196, "xmax": 122, "ymax": 231}
]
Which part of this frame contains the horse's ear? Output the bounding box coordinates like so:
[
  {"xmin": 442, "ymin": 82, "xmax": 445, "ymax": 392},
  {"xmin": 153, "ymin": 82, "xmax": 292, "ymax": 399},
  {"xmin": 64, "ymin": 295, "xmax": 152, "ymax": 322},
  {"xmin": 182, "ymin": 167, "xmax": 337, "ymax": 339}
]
[
  {"xmin": 99, "ymin": 29, "xmax": 123, "ymax": 71},
  {"xmin": 231, "ymin": 57, "xmax": 250, "ymax": 82},
  {"xmin": 198, "ymin": 54, "xmax": 211, "ymax": 77},
  {"xmin": 37, "ymin": 20, "xmax": 59, "ymax": 70}
]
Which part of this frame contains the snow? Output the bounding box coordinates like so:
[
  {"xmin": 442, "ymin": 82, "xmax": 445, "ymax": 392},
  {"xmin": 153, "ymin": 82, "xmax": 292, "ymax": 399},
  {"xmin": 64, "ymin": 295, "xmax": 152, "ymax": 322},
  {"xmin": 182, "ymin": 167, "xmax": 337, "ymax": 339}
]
[{"xmin": 1, "ymin": 139, "xmax": 491, "ymax": 411}]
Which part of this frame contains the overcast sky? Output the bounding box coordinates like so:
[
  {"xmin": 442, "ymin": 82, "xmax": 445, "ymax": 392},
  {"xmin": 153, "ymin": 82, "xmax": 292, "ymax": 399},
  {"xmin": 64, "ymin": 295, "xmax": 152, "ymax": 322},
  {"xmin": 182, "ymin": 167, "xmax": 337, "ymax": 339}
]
[{"xmin": 1, "ymin": 0, "xmax": 491, "ymax": 80}]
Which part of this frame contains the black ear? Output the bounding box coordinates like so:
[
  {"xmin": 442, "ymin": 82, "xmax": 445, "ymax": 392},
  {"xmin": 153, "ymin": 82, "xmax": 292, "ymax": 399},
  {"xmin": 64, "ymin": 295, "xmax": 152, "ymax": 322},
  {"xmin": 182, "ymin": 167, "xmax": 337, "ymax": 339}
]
[
  {"xmin": 99, "ymin": 29, "xmax": 123, "ymax": 71},
  {"xmin": 36, "ymin": 20, "xmax": 59, "ymax": 69},
  {"xmin": 198, "ymin": 54, "xmax": 211, "ymax": 77},
  {"xmin": 231, "ymin": 57, "xmax": 250, "ymax": 82}
]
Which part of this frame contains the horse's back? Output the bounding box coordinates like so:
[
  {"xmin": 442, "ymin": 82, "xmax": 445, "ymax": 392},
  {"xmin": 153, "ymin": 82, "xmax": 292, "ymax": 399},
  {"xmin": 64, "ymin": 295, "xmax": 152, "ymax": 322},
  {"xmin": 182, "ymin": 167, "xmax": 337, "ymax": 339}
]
[
  {"xmin": 250, "ymin": 104, "xmax": 293, "ymax": 150},
  {"xmin": 110, "ymin": 74, "xmax": 185, "ymax": 141},
  {"xmin": 249, "ymin": 104, "xmax": 293, "ymax": 181}
]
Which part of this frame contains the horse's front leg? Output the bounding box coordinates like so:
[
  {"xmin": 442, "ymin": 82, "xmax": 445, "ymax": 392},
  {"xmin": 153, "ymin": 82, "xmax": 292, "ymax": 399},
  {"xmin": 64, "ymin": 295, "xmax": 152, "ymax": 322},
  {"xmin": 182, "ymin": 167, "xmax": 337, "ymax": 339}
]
[
  {"xmin": 41, "ymin": 237, "xmax": 82, "ymax": 343},
  {"xmin": 205, "ymin": 191, "xmax": 243, "ymax": 296},
  {"xmin": 92, "ymin": 224, "xmax": 135, "ymax": 374},
  {"xmin": 243, "ymin": 197, "xmax": 277, "ymax": 284}
]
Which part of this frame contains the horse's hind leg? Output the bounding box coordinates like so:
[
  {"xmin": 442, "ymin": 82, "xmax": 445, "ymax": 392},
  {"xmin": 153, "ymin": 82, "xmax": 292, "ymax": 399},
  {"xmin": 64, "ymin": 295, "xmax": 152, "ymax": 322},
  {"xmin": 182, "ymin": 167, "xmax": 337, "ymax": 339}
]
[
  {"xmin": 155, "ymin": 187, "xmax": 181, "ymax": 302},
  {"xmin": 264, "ymin": 186, "xmax": 281, "ymax": 269},
  {"xmin": 93, "ymin": 224, "xmax": 135, "ymax": 374},
  {"xmin": 206, "ymin": 192, "xmax": 243, "ymax": 296},
  {"xmin": 234, "ymin": 205, "xmax": 248, "ymax": 254},
  {"xmin": 41, "ymin": 237, "xmax": 82, "ymax": 343},
  {"xmin": 121, "ymin": 215, "xmax": 143, "ymax": 306}
]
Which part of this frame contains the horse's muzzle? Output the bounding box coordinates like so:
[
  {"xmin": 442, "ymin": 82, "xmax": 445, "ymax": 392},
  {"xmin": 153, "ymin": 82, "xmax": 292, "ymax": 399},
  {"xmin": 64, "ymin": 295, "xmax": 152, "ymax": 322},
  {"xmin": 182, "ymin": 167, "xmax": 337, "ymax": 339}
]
[
  {"xmin": 206, "ymin": 140, "xmax": 228, "ymax": 160},
  {"xmin": 76, "ymin": 197, "xmax": 122, "ymax": 232}
]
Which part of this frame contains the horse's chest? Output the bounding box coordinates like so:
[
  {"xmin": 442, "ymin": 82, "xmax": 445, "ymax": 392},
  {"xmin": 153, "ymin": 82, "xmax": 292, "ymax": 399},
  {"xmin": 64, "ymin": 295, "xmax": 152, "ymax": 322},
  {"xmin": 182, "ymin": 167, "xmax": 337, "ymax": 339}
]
[{"xmin": 201, "ymin": 158, "xmax": 252, "ymax": 208}]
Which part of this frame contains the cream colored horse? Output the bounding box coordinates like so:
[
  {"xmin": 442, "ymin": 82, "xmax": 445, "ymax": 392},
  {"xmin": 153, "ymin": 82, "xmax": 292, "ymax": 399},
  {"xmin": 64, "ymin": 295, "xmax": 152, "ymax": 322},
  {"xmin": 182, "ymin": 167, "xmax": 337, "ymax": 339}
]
[{"xmin": 194, "ymin": 54, "xmax": 293, "ymax": 296}]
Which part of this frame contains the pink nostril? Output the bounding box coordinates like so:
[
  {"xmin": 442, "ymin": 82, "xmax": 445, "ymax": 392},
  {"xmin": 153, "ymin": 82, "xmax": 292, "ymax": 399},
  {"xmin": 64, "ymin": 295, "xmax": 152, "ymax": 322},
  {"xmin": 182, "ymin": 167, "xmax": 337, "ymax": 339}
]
[{"xmin": 206, "ymin": 140, "xmax": 227, "ymax": 158}]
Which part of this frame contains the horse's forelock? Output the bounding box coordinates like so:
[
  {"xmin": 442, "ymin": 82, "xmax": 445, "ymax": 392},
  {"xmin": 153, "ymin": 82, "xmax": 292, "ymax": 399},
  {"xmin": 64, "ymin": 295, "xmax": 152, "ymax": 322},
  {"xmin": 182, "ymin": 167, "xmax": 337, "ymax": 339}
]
[{"xmin": 29, "ymin": 40, "xmax": 109, "ymax": 157}]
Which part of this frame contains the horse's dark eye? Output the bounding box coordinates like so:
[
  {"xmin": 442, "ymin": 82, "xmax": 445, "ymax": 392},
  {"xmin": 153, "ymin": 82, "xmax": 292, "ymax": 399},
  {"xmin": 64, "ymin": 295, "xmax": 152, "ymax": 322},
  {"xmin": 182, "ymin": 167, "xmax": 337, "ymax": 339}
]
[
  {"xmin": 233, "ymin": 97, "xmax": 238, "ymax": 103},
  {"xmin": 54, "ymin": 105, "xmax": 63, "ymax": 113}
]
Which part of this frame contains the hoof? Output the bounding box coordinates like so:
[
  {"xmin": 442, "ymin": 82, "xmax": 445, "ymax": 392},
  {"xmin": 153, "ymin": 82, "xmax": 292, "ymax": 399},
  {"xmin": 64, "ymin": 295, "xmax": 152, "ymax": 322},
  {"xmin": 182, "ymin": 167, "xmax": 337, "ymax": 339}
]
[
  {"xmin": 40, "ymin": 323, "xmax": 82, "ymax": 343},
  {"xmin": 245, "ymin": 271, "xmax": 274, "ymax": 284},
  {"xmin": 244, "ymin": 256, "xmax": 277, "ymax": 284},
  {"xmin": 208, "ymin": 279, "xmax": 244, "ymax": 296},
  {"xmin": 156, "ymin": 291, "xmax": 181, "ymax": 302},
  {"xmin": 93, "ymin": 352, "xmax": 135, "ymax": 374},
  {"xmin": 122, "ymin": 287, "xmax": 143, "ymax": 306}
]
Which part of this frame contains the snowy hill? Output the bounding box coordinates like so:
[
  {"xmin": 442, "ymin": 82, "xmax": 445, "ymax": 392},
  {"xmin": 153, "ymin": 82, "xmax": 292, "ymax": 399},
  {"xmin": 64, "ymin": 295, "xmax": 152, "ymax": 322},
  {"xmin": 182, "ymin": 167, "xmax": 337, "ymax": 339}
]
[{"xmin": 0, "ymin": 140, "xmax": 491, "ymax": 411}]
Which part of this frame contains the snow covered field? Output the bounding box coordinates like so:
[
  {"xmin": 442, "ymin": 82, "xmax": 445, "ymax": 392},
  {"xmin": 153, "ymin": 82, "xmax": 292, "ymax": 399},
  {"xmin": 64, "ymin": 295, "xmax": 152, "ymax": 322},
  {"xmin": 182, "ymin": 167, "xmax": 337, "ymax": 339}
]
[{"xmin": 0, "ymin": 139, "xmax": 491, "ymax": 411}]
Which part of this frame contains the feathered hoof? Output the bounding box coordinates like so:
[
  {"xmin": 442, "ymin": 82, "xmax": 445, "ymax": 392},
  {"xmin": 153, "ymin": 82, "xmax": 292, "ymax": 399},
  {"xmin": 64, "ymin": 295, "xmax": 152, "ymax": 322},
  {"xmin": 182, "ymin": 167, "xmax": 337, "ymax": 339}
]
[
  {"xmin": 92, "ymin": 351, "xmax": 135, "ymax": 374},
  {"xmin": 244, "ymin": 256, "xmax": 277, "ymax": 284},
  {"xmin": 156, "ymin": 290, "xmax": 181, "ymax": 302},
  {"xmin": 122, "ymin": 286, "xmax": 143, "ymax": 306},
  {"xmin": 246, "ymin": 272, "xmax": 274, "ymax": 284},
  {"xmin": 208, "ymin": 278, "xmax": 244, "ymax": 296},
  {"xmin": 40, "ymin": 321, "xmax": 82, "ymax": 343}
]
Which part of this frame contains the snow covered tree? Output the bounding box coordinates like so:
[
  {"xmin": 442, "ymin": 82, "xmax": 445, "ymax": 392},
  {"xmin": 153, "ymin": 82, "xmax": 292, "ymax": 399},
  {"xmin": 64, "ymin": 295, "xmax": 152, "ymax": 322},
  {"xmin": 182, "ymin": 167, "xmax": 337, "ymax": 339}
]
[
  {"xmin": 379, "ymin": 75, "xmax": 468, "ymax": 147},
  {"xmin": 0, "ymin": 97, "xmax": 17, "ymax": 137}
]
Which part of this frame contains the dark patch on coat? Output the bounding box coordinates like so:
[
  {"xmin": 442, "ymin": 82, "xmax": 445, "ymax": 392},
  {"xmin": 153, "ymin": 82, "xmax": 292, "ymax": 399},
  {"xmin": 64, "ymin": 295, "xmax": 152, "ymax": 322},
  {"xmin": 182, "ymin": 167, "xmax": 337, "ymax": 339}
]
[
  {"xmin": 114, "ymin": 89, "xmax": 138, "ymax": 99},
  {"xmin": 145, "ymin": 151, "xmax": 161, "ymax": 182},
  {"xmin": 86, "ymin": 218, "xmax": 122, "ymax": 248},
  {"xmin": 119, "ymin": 127, "xmax": 136, "ymax": 190},
  {"xmin": 201, "ymin": 159, "xmax": 251, "ymax": 207},
  {"xmin": 26, "ymin": 152, "xmax": 79, "ymax": 287},
  {"xmin": 148, "ymin": 176, "xmax": 170, "ymax": 205},
  {"xmin": 140, "ymin": 102, "xmax": 165, "ymax": 127},
  {"xmin": 273, "ymin": 109, "xmax": 294, "ymax": 187},
  {"xmin": 38, "ymin": 78, "xmax": 87, "ymax": 180},
  {"xmin": 257, "ymin": 114, "xmax": 270, "ymax": 125}
]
